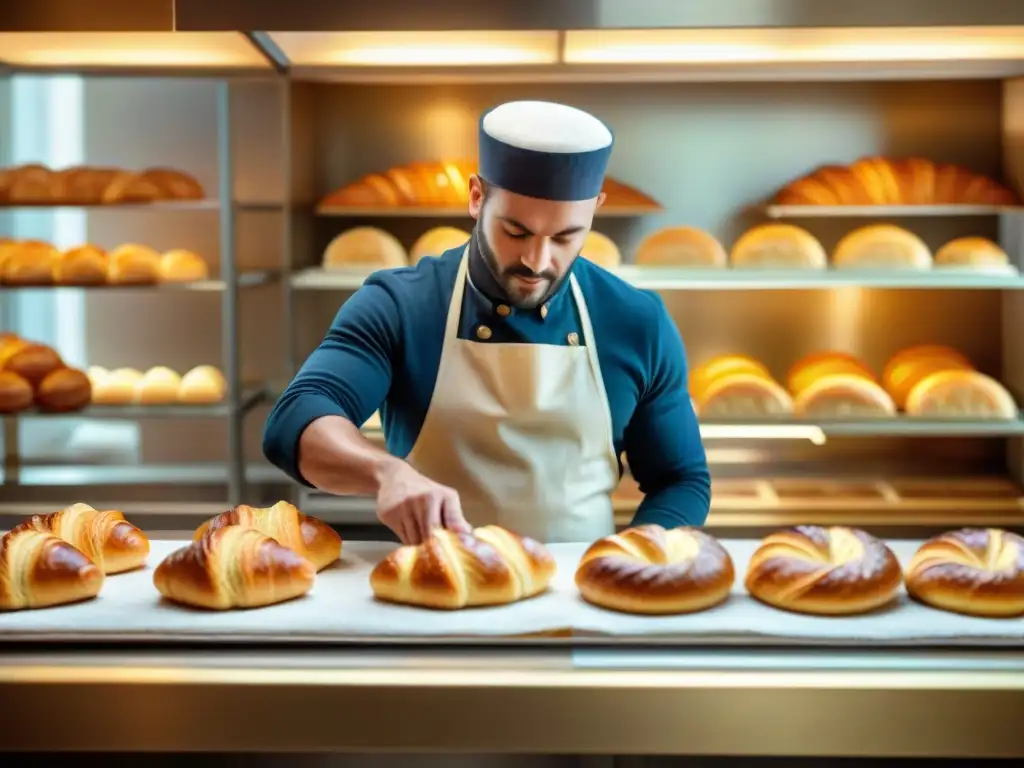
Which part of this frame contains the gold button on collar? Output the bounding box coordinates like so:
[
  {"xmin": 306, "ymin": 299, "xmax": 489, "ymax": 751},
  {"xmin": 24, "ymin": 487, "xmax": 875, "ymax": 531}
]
[
  {"xmin": 540, "ymin": 304, "xmax": 549, "ymax": 319},
  {"xmin": 567, "ymin": 332, "xmax": 579, "ymax": 346},
  {"xmin": 496, "ymin": 304, "xmax": 511, "ymax": 317},
  {"xmin": 476, "ymin": 325, "xmax": 493, "ymax": 340}
]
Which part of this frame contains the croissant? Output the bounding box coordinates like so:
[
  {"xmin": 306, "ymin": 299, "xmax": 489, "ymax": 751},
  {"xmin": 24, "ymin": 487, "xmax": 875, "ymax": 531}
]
[
  {"xmin": 13, "ymin": 503, "xmax": 150, "ymax": 574},
  {"xmin": 906, "ymin": 529, "xmax": 1024, "ymax": 617},
  {"xmin": 774, "ymin": 157, "xmax": 1020, "ymax": 206},
  {"xmin": 370, "ymin": 526, "xmax": 557, "ymax": 610},
  {"xmin": 745, "ymin": 525, "xmax": 903, "ymax": 615},
  {"xmin": 154, "ymin": 526, "xmax": 316, "ymax": 610},
  {"xmin": 318, "ymin": 160, "xmax": 661, "ymax": 212},
  {"xmin": 193, "ymin": 501, "xmax": 342, "ymax": 571},
  {"xmin": 575, "ymin": 525, "xmax": 735, "ymax": 615},
  {"xmin": 0, "ymin": 528, "xmax": 105, "ymax": 611}
]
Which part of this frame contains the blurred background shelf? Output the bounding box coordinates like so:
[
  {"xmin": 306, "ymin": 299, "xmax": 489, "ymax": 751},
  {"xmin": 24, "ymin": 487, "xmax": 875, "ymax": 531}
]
[
  {"xmin": 0, "ymin": 200, "xmax": 284, "ymax": 212},
  {"xmin": 763, "ymin": 204, "xmax": 1017, "ymax": 218},
  {"xmin": 0, "ymin": 270, "xmax": 279, "ymax": 292},
  {"xmin": 4, "ymin": 388, "xmax": 266, "ymax": 420},
  {"xmin": 314, "ymin": 205, "xmax": 659, "ymax": 218}
]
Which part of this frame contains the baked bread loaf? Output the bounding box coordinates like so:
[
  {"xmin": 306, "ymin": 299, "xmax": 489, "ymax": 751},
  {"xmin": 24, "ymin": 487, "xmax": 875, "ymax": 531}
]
[
  {"xmin": 159, "ymin": 249, "xmax": 209, "ymax": 282},
  {"xmin": 635, "ymin": 226, "xmax": 728, "ymax": 268},
  {"xmin": 107, "ymin": 243, "xmax": 161, "ymax": 284},
  {"xmin": 831, "ymin": 225, "xmax": 933, "ymax": 270},
  {"xmin": 729, "ymin": 224, "xmax": 828, "ymax": 269},
  {"xmin": 881, "ymin": 345, "xmax": 974, "ymax": 409},
  {"xmin": 0, "ymin": 371, "xmax": 34, "ymax": 413},
  {"xmin": 580, "ymin": 231, "xmax": 621, "ymax": 269},
  {"xmin": 689, "ymin": 354, "xmax": 792, "ymax": 417},
  {"xmin": 154, "ymin": 526, "xmax": 316, "ymax": 610},
  {"xmin": 52, "ymin": 166, "xmax": 120, "ymax": 205},
  {"xmin": 56, "ymin": 245, "xmax": 108, "ymax": 285},
  {"xmin": 786, "ymin": 351, "xmax": 877, "ymax": 396},
  {"xmin": 689, "ymin": 354, "xmax": 771, "ymax": 396},
  {"xmin": 0, "ymin": 163, "xmax": 204, "ymax": 205},
  {"xmin": 792, "ymin": 375, "xmax": 897, "ymax": 418},
  {"xmin": 934, "ymin": 237, "xmax": 1010, "ymax": 269},
  {"xmin": 178, "ymin": 365, "xmax": 227, "ymax": 403},
  {"xmin": 0, "ymin": 240, "xmax": 59, "ymax": 285},
  {"xmin": 575, "ymin": 525, "xmax": 735, "ymax": 615},
  {"xmin": 1, "ymin": 342, "xmax": 62, "ymax": 385},
  {"xmin": 905, "ymin": 370, "xmax": 1018, "ymax": 419},
  {"xmin": 142, "ymin": 168, "xmax": 206, "ymax": 200},
  {"xmin": 370, "ymin": 525, "xmax": 556, "ymax": 609},
  {"xmin": 4, "ymin": 163, "xmax": 56, "ymax": 204},
  {"xmin": 318, "ymin": 160, "xmax": 661, "ymax": 213},
  {"xmin": 134, "ymin": 366, "xmax": 182, "ymax": 404},
  {"xmin": 906, "ymin": 528, "xmax": 1024, "ymax": 617},
  {"xmin": 0, "ymin": 528, "xmax": 104, "ymax": 611},
  {"xmin": 13, "ymin": 502, "xmax": 149, "ymax": 574},
  {"xmin": 35, "ymin": 367, "xmax": 92, "ymax": 412},
  {"xmin": 91, "ymin": 367, "xmax": 143, "ymax": 405},
  {"xmin": 322, "ymin": 227, "xmax": 408, "ymax": 269},
  {"xmin": 773, "ymin": 157, "xmax": 1020, "ymax": 206},
  {"xmin": 745, "ymin": 525, "xmax": 903, "ymax": 615},
  {"xmin": 410, "ymin": 227, "xmax": 470, "ymax": 264},
  {"xmin": 193, "ymin": 501, "xmax": 342, "ymax": 572}
]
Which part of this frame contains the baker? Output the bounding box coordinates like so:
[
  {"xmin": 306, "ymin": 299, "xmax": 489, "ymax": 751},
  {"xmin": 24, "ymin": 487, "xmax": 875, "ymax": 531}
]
[{"xmin": 263, "ymin": 99, "xmax": 711, "ymax": 545}]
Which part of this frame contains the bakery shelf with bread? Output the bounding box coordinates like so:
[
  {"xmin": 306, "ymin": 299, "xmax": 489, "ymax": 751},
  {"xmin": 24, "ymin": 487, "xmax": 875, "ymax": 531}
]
[
  {"xmin": 0, "ymin": 334, "xmax": 92, "ymax": 414},
  {"xmin": 316, "ymin": 160, "xmax": 662, "ymax": 217},
  {"xmin": 0, "ymin": 163, "xmax": 206, "ymax": 207}
]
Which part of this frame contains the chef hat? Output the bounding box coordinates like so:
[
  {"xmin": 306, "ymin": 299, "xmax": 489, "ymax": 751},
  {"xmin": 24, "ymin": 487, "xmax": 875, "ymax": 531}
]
[{"xmin": 478, "ymin": 100, "xmax": 613, "ymax": 202}]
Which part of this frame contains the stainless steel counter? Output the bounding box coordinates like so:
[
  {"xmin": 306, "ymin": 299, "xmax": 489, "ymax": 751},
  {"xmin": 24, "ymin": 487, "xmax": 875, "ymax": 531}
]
[{"xmin": 1, "ymin": 644, "xmax": 1023, "ymax": 757}]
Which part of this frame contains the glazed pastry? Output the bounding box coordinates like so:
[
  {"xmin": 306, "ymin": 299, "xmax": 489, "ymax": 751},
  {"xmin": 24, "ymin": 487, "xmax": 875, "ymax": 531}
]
[
  {"xmin": 0, "ymin": 371, "xmax": 34, "ymax": 413},
  {"xmin": 0, "ymin": 240, "xmax": 59, "ymax": 285},
  {"xmin": 107, "ymin": 244, "xmax": 161, "ymax": 284},
  {"xmin": 100, "ymin": 171, "xmax": 162, "ymax": 204},
  {"xmin": 881, "ymin": 345, "xmax": 974, "ymax": 410},
  {"xmin": 1, "ymin": 343, "xmax": 62, "ymax": 386},
  {"xmin": 0, "ymin": 528, "xmax": 104, "ymax": 611},
  {"xmin": 159, "ymin": 249, "xmax": 209, "ymax": 282},
  {"xmin": 141, "ymin": 168, "xmax": 205, "ymax": 200},
  {"xmin": 35, "ymin": 368, "xmax": 92, "ymax": 412},
  {"xmin": 56, "ymin": 245, "xmax": 109, "ymax": 285}
]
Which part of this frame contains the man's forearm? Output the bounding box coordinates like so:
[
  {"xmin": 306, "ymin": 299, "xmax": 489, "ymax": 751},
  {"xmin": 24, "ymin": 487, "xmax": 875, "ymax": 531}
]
[{"xmin": 298, "ymin": 415, "xmax": 406, "ymax": 496}]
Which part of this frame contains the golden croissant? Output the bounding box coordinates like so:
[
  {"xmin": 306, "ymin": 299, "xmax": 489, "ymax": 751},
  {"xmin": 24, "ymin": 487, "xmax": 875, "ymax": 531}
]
[
  {"xmin": 0, "ymin": 528, "xmax": 104, "ymax": 610},
  {"xmin": 13, "ymin": 502, "xmax": 150, "ymax": 574},
  {"xmin": 370, "ymin": 525, "xmax": 557, "ymax": 610},
  {"xmin": 155, "ymin": 526, "xmax": 316, "ymax": 610},
  {"xmin": 193, "ymin": 501, "xmax": 341, "ymax": 571}
]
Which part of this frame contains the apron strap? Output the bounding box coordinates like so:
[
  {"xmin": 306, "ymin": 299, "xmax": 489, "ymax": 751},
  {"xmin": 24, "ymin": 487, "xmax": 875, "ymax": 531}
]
[{"xmin": 570, "ymin": 273, "xmax": 617, "ymax": 462}]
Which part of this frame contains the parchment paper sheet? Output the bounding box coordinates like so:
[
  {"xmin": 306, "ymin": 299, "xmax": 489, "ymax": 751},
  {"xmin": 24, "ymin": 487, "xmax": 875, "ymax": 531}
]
[{"xmin": 1, "ymin": 540, "xmax": 1022, "ymax": 646}]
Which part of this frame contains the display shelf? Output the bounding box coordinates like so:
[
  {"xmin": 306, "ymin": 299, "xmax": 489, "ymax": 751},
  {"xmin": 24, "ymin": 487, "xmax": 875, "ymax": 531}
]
[
  {"xmin": 0, "ymin": 200, "xmax": 284, "ymax": 212},
  {"xmin": 314, "ymin": 204, "xmax": 658, "ymax": 218},
  {"xmin": 292, "ymin": 265, "xmax": 1024, "ymax": 292},
  {"xmin": 0, "ymin": 462, "xmax": 286, "ymax": 488},
  {"xmin": 763, "ymin": 203, "xmax": 1017, "ymax": 218},
  {"xmin": 0, "ymin": 270, "xmax": 279, "ymax": 292},
  {"xmin": 5, "ymin": 388, "xmax": 266, "ymax": 420}
]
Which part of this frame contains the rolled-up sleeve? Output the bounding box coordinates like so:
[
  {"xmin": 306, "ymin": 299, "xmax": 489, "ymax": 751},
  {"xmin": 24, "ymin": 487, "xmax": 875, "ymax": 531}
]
[
  {"xmin": 262, "ymin": 282, "xmax": 401, "ymax": 486},
  {"xmin": 622, "ymin": 294, "xmax": 711, "ymax": 528}
]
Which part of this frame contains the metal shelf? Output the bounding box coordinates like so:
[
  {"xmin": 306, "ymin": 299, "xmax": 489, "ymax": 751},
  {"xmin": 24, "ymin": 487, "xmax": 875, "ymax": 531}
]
[
  {"xmin": 291, "ymin": 265, "xmax": 1024, "ymax": 292},
  {"xmin": 5, "ymin": 388, "xmax": 266, "ymax": 420},
  {"xmin": 314, "ymin": 204, "xmax": 659, "ymax": 218},
  {"xmin": 763, "ymin": 204, "xmax": 1018, "ymax": 218},
  {"xmin": 0, "ymin": 200, "xmax": 284, "ymax": 212},
  {"xmin": 0, "ymin": 270, "xmax": 279, "ymax": 292},
  {"xmin": 0, "ymin": 463, "xmax": 287, "ymax": 488}
]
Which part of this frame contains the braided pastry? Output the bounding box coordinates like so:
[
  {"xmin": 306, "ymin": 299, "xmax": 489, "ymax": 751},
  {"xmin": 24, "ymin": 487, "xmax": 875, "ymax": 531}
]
[
  {"xmin": 370, "ymin": 526, "xmax": 556, "ymax": 610},
  {"xmin": 154, "ymin": 526, "xmax": 316, "ymax": 610},
  {"xmin": 745, "ymin": 526, "xmax": 902, "ymax": 615},
  {"xmin": 193, "ymin": 501, "xmax": 342, "ymax": 571},
  {"xmin": 575, "ymin": 525, "xmax": 735, "ymax": 615},
  {"xmin": 0, "ymin": 528, "xmax": 104, "ymax": 610},
  {"xmin": 13, "ymin": 502, "xmax": 150, "ymax": 574},
  {"xmin": 906, "ymin": 529, "xmax": 1024, "ymax": 617}
]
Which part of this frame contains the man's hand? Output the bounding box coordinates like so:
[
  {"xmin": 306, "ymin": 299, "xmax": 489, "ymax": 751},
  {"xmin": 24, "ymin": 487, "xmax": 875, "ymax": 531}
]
[{"xmin": 375, "ymin": 461, "xmax": 471, "ymax": 544}]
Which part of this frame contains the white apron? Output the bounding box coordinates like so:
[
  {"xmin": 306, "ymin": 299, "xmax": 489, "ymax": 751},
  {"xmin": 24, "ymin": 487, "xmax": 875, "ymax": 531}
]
[{"xmin": 405, "ymin": 249, "xmax": 619, "ymax": 543}]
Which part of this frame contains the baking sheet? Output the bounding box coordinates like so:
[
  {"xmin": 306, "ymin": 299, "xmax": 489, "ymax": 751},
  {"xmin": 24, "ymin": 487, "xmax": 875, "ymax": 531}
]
[{"xmin": 0, "ymin": 539, "xmax": 1022, "ymax": 646}]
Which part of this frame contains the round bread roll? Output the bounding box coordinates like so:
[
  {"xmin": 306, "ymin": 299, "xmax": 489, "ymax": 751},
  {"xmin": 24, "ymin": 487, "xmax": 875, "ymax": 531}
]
[
  {"xmin": 906, "ymin": 529, "xmax": 1024, "ymax": 617},
  {"xmin": 882, "ymin": 345, "xmax": 974, "ymax": 409},
  {"xmin": 635, "ymin": 226, "xmax": 727, "ymax": 268},
  {"xmin": 134, "ymin": 366, "xmax": 182, "ymax": 404},
  {"xmin": 86, "ymin": 366, "xmax": 108, "ymax": 388},
  {"xmin": 693, "ymin": 373, "xmax": 794, "ymax": 418},
  {"xmin": 580, "ymin": 231, "xmax": 621, "ymax": 269},
  {"xmin": 159, "ymin": 249, "xmax": 209, "ymax": 282},
  {"xmin": 35, "ymin": 367, "xmax": 92, "ymax": 412},
  {"xmin": 107, "ymin": 244, "xmax": 161, "ymax": 285},
  {"xmin": 2, "ymin": 343, "xmax": 62, "ymax": 386},
  {"xmin": 786, "ymin": 351, "xmax": 877, "ymax": 396},
  {"xmin": 792, "ymin": 374, "xmax": 897, "ymax": 418},
  {"xmin": 178, "ymin": 365, "xmax": 227, "ymax": 404},
  {"xmin": 934, "ymin": 236, "xmax": 1010, "ymax": 269},
  {"xmin": 689, "ymin": 354, "xmax": 771, "ymax": 397},
  {"xmin": 745, "ymin": 526, "xmax": 903, "ymax": 615},
  {"xmin": 1, "ymin": 240, "xmax": 59, "ymax": 285},
  {"xmin": 905, "ymin": 370, "xmax": 1018, "ymax": 419},
  {"xmin": 575, "ymin": 525, "xmax": 735, "ymax": 615},
  {"xmin": 831, "ymin": 224, "xmax": 933, "ymax": 270},
  {"xmin": 729, "ymin": 224, "xmax": 828, "ymax": 270},
  {"xmin": 55, "ymin": 244, "xmax": 108, "ymax": 286},
  {"xmin": 409, "ymin": 226, "xmax": 470, "ymax": 264},
  {"xmin": 322, "ymin": 227, "xmax": 408, "ymax": 270},
  {"xmin": 92, "ymin": 367, "xmax": 142, "ymax": 405},
  {"xmin": 0, "ymin": 371, "xmax": 34, "ymax": 413}
]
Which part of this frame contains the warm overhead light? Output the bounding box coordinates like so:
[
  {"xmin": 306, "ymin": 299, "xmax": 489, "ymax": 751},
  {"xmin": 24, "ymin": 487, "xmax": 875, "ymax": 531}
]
[
  {"xmin": 564, "ymin": 27, "xmax": 1024, "ymax": 65},
  {"xmin": 269, "ymin": 31, "xmax": 560, "ymax": 67},
  {"xmin": 0, "ymin": 33, "xmax": 269, "ymax": 68},
  {"xmin": 700, "ymin": 424, "xmax": 827, "ymax": 445}
]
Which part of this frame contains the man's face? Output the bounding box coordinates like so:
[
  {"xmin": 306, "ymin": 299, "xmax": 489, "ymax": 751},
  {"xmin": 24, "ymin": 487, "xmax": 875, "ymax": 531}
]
[{"xmin": 469, "ymin": 176, "xmax": 605, "ymax": 309}]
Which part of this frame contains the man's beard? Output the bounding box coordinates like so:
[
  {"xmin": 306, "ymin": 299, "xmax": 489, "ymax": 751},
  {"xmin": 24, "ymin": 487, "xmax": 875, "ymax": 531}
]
[{"xmin": 472, "ymin": 225, "xmax": 571, "ymax": 310}]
